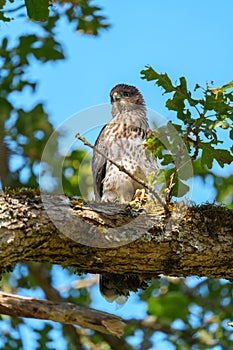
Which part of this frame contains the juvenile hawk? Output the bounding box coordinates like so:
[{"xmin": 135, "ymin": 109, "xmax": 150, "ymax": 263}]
[
  {"xmin": 92, "ymin": 84, "xmax": 156, "ymax": 303},
  {"xmin": 92, "ymin": 83, "xmax": 153, "ymax": 204}
]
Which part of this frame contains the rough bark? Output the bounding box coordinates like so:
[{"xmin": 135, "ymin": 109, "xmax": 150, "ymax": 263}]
[
  {"xmin": 0, "ymin": 292, "xmax": 125, "ymax": 336},
  {"xmin": 0, "ymin": 139, "xmax": 11, "ymax": 187},
  {"xmin": 0, "ymin": 191, "xmax": 233, "ymax": 280}
]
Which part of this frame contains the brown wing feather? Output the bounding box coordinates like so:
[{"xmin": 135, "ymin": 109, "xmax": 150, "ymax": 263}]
[{"xmin": 92, "ymin": 125, "xmax": 107, "ymax": 201}]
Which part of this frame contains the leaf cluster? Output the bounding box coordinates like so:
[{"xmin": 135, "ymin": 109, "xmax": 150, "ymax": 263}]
[
  {"xmin": 142, "ymin": 67, "xmax": 233, "ymax": 206},
  {"xmin": 0, "ymin": 1, "xmax": 106, "ymax": 192},
  {"xmin": 133, "ymin": 277, "xmax": 233, "ymax": 349},
  {"xmin": 2, "ymin": 265, "xmax": 233, "ymax": 350},
  {"xmin": 0, "ymin": 25, "xmax": 63, "ymax": 187},
  {"xmin": 0, "ymin": 0, "xmax": 110, "ymax": 35}
]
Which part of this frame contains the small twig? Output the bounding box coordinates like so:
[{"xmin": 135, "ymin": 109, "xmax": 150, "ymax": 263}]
[
  {"xmin": 185, "ymin": 125, "xmax": 200, "ymax": 161},
  {"xmin": 165, "ymin": 169, "xmax": 177, "ymax": 205},
  {"xmin": 75, "ymin": 133, "xmax": 166, "ymax": 210},
  {"xmin": 0, "ymin": 4, "xmax": 25, "ymax": 14}
]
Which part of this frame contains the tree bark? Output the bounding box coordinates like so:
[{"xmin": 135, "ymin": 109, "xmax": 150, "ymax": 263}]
[
  {"xmin": 0, "ymin": 292, "xmax": 125, "ymax": 336},
  {"xmin": 0, "ymin": 191, "xmax": 233, "ymax": 280}
]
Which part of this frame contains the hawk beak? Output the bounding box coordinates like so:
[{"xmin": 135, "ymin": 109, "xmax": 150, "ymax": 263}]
[{"xmin": 112, "ymin": 92, "xmax": 121, "ymax": 102}]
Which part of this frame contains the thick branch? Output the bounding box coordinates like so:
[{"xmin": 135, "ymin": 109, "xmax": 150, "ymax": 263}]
[
  {"xmin": 0, "ymin": 192, "xmax": 233, "ymax": 280},
  {"xmin": 0, "ymin": 292, "xmax": 125, "ymax": 336},
  {"xmin": 28, "ymin": 262, "xmax": 85, "ymax": 347}
]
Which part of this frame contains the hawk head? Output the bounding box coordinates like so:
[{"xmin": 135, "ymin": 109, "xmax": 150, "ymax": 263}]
[{"xmin": 110, "ymin": 84, "xmax": 145, "ymax": 106}]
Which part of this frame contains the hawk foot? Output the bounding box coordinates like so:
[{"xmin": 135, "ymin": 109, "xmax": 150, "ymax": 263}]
[{"xmin": 129, "ymin": 189, "xmax": 148, "ymax": 208}]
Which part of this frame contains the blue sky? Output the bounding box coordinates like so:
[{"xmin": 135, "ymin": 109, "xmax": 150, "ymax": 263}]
[
  {"xmin": 44, "ymin": 0, "xmax": 233, "ymax": 121},
  {"xmin": 3, "ymin": 0, "xmax": 233, "ymax": 124},
  {"xmin": 41, "ymin": 0, "xmax": 233, "ymax": 118}
]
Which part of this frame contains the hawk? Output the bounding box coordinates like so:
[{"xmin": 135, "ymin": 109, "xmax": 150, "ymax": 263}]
[
  {"xmin": 92, "ymin": 83, "xmax": 155, "ymax": 302},
  {"xmin": 92, "ymin": 83, "xmax": 154, "ymax": 203}
]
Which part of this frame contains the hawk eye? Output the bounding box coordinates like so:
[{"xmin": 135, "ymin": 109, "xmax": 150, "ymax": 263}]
[{"xmin": 121, "ymin": 91, "xmax": 132, "ymax": 97}]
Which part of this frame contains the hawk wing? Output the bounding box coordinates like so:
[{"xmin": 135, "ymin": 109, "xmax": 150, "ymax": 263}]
[{"xmin": 92, "ymin": 125, "xmax": 107, "ymax": 201}]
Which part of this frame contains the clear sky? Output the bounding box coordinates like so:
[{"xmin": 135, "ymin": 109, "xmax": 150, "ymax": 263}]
[
  {"xmin": 3, "ymin": 0, "xmax": 233, "ymax": 124},
  {"xmin": 38, "ymin": 0, "xmax": 233, "ymax": 123}
]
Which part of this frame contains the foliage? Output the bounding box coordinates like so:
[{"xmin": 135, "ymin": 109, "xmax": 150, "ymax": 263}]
[
  {"xmin": 2, "ymin": 266, "xmax": 233, "ymax": 349},
  {"xmin": 137, "ymin": 277, "xmax": 233, "ymax": 349},
  {"xmin": 62, "ymin": 149, "xmax": 92, "ymax": 197},
  {"xmin": 0, "ymin": 0, "xmax": 110, "ymax": 34},
  {"xmin": 0, "ymin": 23, "xmax": 63, "ymax": 187},
  {"xmin": 0, "ymin": 1, "xmax": 233, "ymax": 350},
  {"xmin": 142, "ymin": 66, "xmax": 233, "ymax": 207},
  {"xmin": 0, "ymin": 0, "xmax": 105, "ymax": 192}
]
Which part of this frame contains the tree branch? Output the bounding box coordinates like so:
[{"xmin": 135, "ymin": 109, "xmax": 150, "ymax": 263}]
[
  {"xmin": 0, "ymin": 292, "xmax": 125, "ymax": 336},
  {"xmin": 0, "ymin": 191, "xmax": 233, "ymax": 280},
  {"xmin": 0, "ymin": 4, "xmax": 25, "ymax": 14},
  {"xmin": 27, "ymin": 262, "xmax": 84, "ymax": 348}
]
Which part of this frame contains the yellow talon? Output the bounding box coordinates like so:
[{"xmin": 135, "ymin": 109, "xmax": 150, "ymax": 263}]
[{"xmin": 130, "ymin": 189, "xmax": 148, "ymax": 207}]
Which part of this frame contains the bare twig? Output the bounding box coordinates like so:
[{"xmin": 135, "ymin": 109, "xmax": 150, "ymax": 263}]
[
  {"xmin": 0, "ymin": 292, "xmax": 125, "ymax": 336},
  {"xmin": 165, "ymin": 169, "xmax": 177, "ymax": 205},
  {"xmin": 75, "ymin": 133, "xmax": 166, "ymax": 209},
  {"xmin": 0, "ymin": 4, "xmax": 25, "ymax": 14}
]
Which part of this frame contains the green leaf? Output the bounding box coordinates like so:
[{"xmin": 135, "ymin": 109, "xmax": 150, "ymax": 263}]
[
  {"xmin": 144, "ymin": 133, "xmax": 166, "ymax": 159},
  {"xmin": 173, "ymin": 179, "xmax": 190, "ymax": 197},
  {"xmin": 194, "ymin": 83, "xmax": 201, "ymax": 91},
  {"xmin": 212, "ymin": 120, "xmax": 230, "ymax": 129},
  {"xmin": 219, "ymin": 80, "xmax": 233, "ymax": 93},
  {"xmin": 148, "ymin": 292, "xmax": 190, "ymax": 323},
  {"xmin": 166, "ymin": 91, "xmax": 186, "ymax": 120},
  {"xmin": 25, "ymin": 0, "xmax": 49, "ymax": 21},
  {"xmin": 160, "ymin": 154, "xmax": 174, "ymax": 166},
  {"xmin": 214, "ymin": 149, "xmax": 233, "ymax": 167},
  {"xmin": 143, "ymin": 70, "xmax": 199, "ymax": 121},
  {"xmin": 32, "ymin": 37, "xmax": 64, "ymax": 61},
  {"xmin": 65, "ymin": 1, "xmax": 110, "ymax": 36},
  {"xmin": 157, "ymin": 168, "xmax": 190, "ymax": 197},
  {"xmin": 202, "ymin": 89, "xmax": 233, "ymax": 117},
  {"xmin": 62, "ymin": 149, "xmax": 92, "ymax": 197},
  {"xmin": 0, "ymin": 0, "xmax": 6, "ymax": 11},
  {"xmin": 155, "ymin": 168, "xmax": 173, "ymax": 185},
  {"xmin": 214, "ymin": 175, "xmax": 233, "ymax": 208},
  {"xmin": 18, "ymin": 34, "xmax": 38, "ymax": 58},
  {"xmin": 0, "ymin": 98, "xmax": 12, "ymax": 123},
  {"xmin": 0, "ymin": 0, "xmax": 11, "ymax": 22},
  {"xmin": 192, "ymin": 158, "xmax": 209, "ymax": 177},
  {"xmin": 141, "ymin": 66, "xmax": 175, "ymax": 93},
  {"xmin": 230, "ymin": 128, "xmax": 233, "ymax": 140},
  {"xmin": 201, "ymin": 142, "xmax": 233, "ymax": 168}
]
